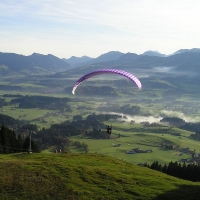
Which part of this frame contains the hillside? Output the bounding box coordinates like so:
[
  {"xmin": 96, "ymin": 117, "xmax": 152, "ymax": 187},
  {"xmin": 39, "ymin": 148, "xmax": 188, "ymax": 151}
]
[
  {"xmin": 0, "ymin": 153, "xmax": 200, "ymax": 200},
  {"xmin": 1, "ymin": 49, "xmax": 200, "ymax": 81},
  {"xmin": 0, "ymin": 51, "xmax": 124, "ymax": 77},
  {"xmin": 50, "ymin": 51, "xmax": 200, "ymax": 82},
  {"xmin": 64, "ymin": 51, "xmax": 124, "ymax": 67},
  {"xmin": 0, "ymin": 52, "xmax": 70, "ymax": 77}
]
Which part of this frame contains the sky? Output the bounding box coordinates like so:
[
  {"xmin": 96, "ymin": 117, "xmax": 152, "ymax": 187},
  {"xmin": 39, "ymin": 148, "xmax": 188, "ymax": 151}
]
[{"xmin": 0, "ymin": 0, "xmax": 200, "ymax": 59}]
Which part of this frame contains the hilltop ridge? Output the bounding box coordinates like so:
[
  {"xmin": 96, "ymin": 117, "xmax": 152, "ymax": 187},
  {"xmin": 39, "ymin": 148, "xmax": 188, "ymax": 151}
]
[{"xmin": 1, "ymin": 48, "xmax": 200, "ymax": 77}]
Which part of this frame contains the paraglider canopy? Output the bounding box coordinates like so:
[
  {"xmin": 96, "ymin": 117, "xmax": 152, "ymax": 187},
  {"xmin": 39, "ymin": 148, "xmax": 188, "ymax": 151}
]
[{"xmin": 72, "ymin": 69, "xmax": 142, "ymax": 95}]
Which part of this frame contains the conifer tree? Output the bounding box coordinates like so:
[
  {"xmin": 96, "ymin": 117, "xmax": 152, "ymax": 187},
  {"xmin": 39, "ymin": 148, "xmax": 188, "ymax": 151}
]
[
  {"xmin": 17, "ymin": 134, "xmax": 23, "ymax": 152},
  {"xmin": 0, "ymin": 124, "xmax": 17, "ymax": 153},
  {"xmin": 22, "ymin": 136, "xmax": 39, "ymax": 153}
]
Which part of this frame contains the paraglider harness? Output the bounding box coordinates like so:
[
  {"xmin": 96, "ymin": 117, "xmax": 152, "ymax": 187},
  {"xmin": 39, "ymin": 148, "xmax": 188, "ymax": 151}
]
[{"xmin": 106, "ymin": 125, "xmax": 112, "ymax": 135}]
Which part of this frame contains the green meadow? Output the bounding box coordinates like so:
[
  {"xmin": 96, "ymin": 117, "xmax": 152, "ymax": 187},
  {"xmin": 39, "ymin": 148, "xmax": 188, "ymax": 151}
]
[
  {"xmin": 1, "ymin": 78, "xmax": 200, "ymax": 166},
  {"xmin": 1, "ymin": 54, "xmax": 200, "ymax": 199},
  {"xmin": 69, "ymin": 121, "xmax": 196, "ymax": 165},
  {"xmin": 1, "ymin": 153, "xmax": 200, "ymax": 200},
  {"xmin": 0, "ymin": 89, "xmax": 199, "ymax": 166}
]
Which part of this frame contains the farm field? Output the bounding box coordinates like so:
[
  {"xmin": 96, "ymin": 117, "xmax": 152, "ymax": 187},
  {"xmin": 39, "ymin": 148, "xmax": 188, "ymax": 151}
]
[
  {"xmin": 69, "ymin": 121, "xmax": 198, "ymax": 165},
  {"xmin": 1, "ymin": 81, "xmax": 200, "ymax": 166}
]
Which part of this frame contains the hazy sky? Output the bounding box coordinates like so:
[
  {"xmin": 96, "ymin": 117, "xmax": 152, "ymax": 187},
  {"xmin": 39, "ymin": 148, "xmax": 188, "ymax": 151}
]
[{"xmin": 0, "ymin": 0, "xmax": 200, "ymax": 58}]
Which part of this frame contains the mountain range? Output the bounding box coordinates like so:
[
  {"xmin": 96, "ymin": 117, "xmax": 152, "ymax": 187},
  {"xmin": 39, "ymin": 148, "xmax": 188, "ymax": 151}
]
[
  {"xmin": 0, "ymin": 48, "xmax": 200, "ymax": 78},
  {"xmin": 0, "ymin": 52, "xmax": 70, "ymax": 77}
]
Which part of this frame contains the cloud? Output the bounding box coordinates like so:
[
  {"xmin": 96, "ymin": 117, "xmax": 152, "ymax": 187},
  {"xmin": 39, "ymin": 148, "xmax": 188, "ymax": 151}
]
[
  {"xmin": 100, "ymin": 110, "xmax": 200, "ymax": 124},
  {"xmin": 2, "ymin": 0, "xmax": 200, "ymax": 31},
  {"xmin": 99, "ymin": 111, "xmax": 162, "ymax": 123},
  {"xmin": 119, "ymin": 114, "xmax": 162, "ymax": 124},
  {"xmin": 160, "ymin": 110, "xmax": 200, "ymax": 123},
  {"xmin": 1, "ymin": 0, "xmax": 200, "ymax": 57}
]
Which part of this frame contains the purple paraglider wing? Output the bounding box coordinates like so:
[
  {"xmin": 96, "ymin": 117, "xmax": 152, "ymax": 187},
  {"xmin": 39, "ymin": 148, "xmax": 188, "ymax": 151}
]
[{"xmin": 72, "ymin": 69, "xmax": 142, "ymax": 94}]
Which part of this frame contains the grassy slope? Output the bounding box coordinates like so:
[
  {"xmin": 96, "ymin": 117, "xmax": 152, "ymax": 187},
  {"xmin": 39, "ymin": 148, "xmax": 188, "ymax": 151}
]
[{"xmin": 0, "ymin": 153, "xmax": 200, "ymax": 200}]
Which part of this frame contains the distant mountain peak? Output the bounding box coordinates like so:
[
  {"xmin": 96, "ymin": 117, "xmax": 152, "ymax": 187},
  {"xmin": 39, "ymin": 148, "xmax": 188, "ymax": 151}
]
[
  {"xmin": 173, "ymin": 48, "xmax": 200, "ymax": 55},
  {"xmin": 98, "ymin": 50, "xmax": 122, "ymax": 56},
  {"xmin": 95, "ymin": 51, "xmax": 124, "ymax": 62},
  {"xmin": 63, "ymin": 51, "xmax": 124, "ymax": 67},
  {"xmin": 63, "ymin": 55, "xmax": 93, "ymax": 65},
  {"xmin": 142, "ymin": 50, "xmax": 166, "ymax": 57},
  {"xmin": 0, "ymin": 52, "xmax": 70, "ymax": 77},
  {"xmin": 31, "ymin": 52, "xmax": 43, "ymax": 56}
]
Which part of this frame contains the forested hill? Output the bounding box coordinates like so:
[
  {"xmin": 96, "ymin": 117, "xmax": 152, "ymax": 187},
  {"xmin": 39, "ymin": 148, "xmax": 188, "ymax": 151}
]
[
  {"xmin": 60, "ymin": 51, "xmax": 200, "ymax": 77},
  {"xmin": 0, "ymin": 52, "xmax": 70, "ymax": 76},
  {"xmin": 1, "ymin": 49, "xmax": 200, "ymax": 78}
]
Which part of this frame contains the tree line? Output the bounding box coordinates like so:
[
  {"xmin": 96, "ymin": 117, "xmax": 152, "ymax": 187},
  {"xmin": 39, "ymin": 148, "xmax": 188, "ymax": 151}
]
[
  {"xmin": 35, "ymin": 118, "xmax": 107, "ymax": 149},
  {"xmin": 0, "ymin": 124, "xmax": 39, "ymax": 153},
  {"xmin": 0, "ymin": 123, "xmax": 91, "ymax": 154},
  {"xmin": 0, "ymin": 113, "xmax": 112, "ymax": 151},
  {"xmin": 144, "ymin": 161, "xmax": 200, "ymax": 182},
  {"xmin": 73, "ymin": 141, "xmax": 89, "ymax": 153},
  {"xmin": 190, "ymin": 130, "xmax": 200, "ymax": 140},
  {"xmin": 0, "ymin": 98, "xmax": 7, "ymax": 107},
  {"xmin": 10, "ymin": 95, "xmax": 70, "ymax": 111},
  {"xmin": 86, "ymin": 113, "xmax": 121, "ymax": 121},
  {"xmin": 97, "ymin": 104, "xmax": 140, "ymax": 115},
  {"xmin": 0, "ymin": 114, "xmax": 27, "ymax": 128}
]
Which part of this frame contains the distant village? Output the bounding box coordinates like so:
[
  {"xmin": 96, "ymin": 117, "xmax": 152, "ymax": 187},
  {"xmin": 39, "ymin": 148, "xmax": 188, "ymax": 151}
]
[
  {"xmin": 127, "ymin": 148, "xmax": 153, "ymax": 154},
  {"xmin": 130, "ymin": 145, "xmax": 200, "ymax": 165}
]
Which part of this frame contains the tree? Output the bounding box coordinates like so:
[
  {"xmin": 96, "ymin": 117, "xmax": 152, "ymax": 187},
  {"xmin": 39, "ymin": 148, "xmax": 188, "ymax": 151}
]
[
  {"xmin": 73, "ymin": 115, "xmax": 82, "ymax": 121},
  {"xmin": 0, "ymin": 124, "xmax": 17, "ymax": 153},
  {"xmin": 192, "ymin": 149, "xmax": 196, "ymax": 158},
  {"xmin": 162, "ymin": 164, "xmax": 167, "ymax": 173},
  {"xmin": 23, "ymin": 136, "xmax": 40, "ymax": 153},
  {"xmin": 17, "ymin": 134, "xmax": 23, "ymax": 152}
]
